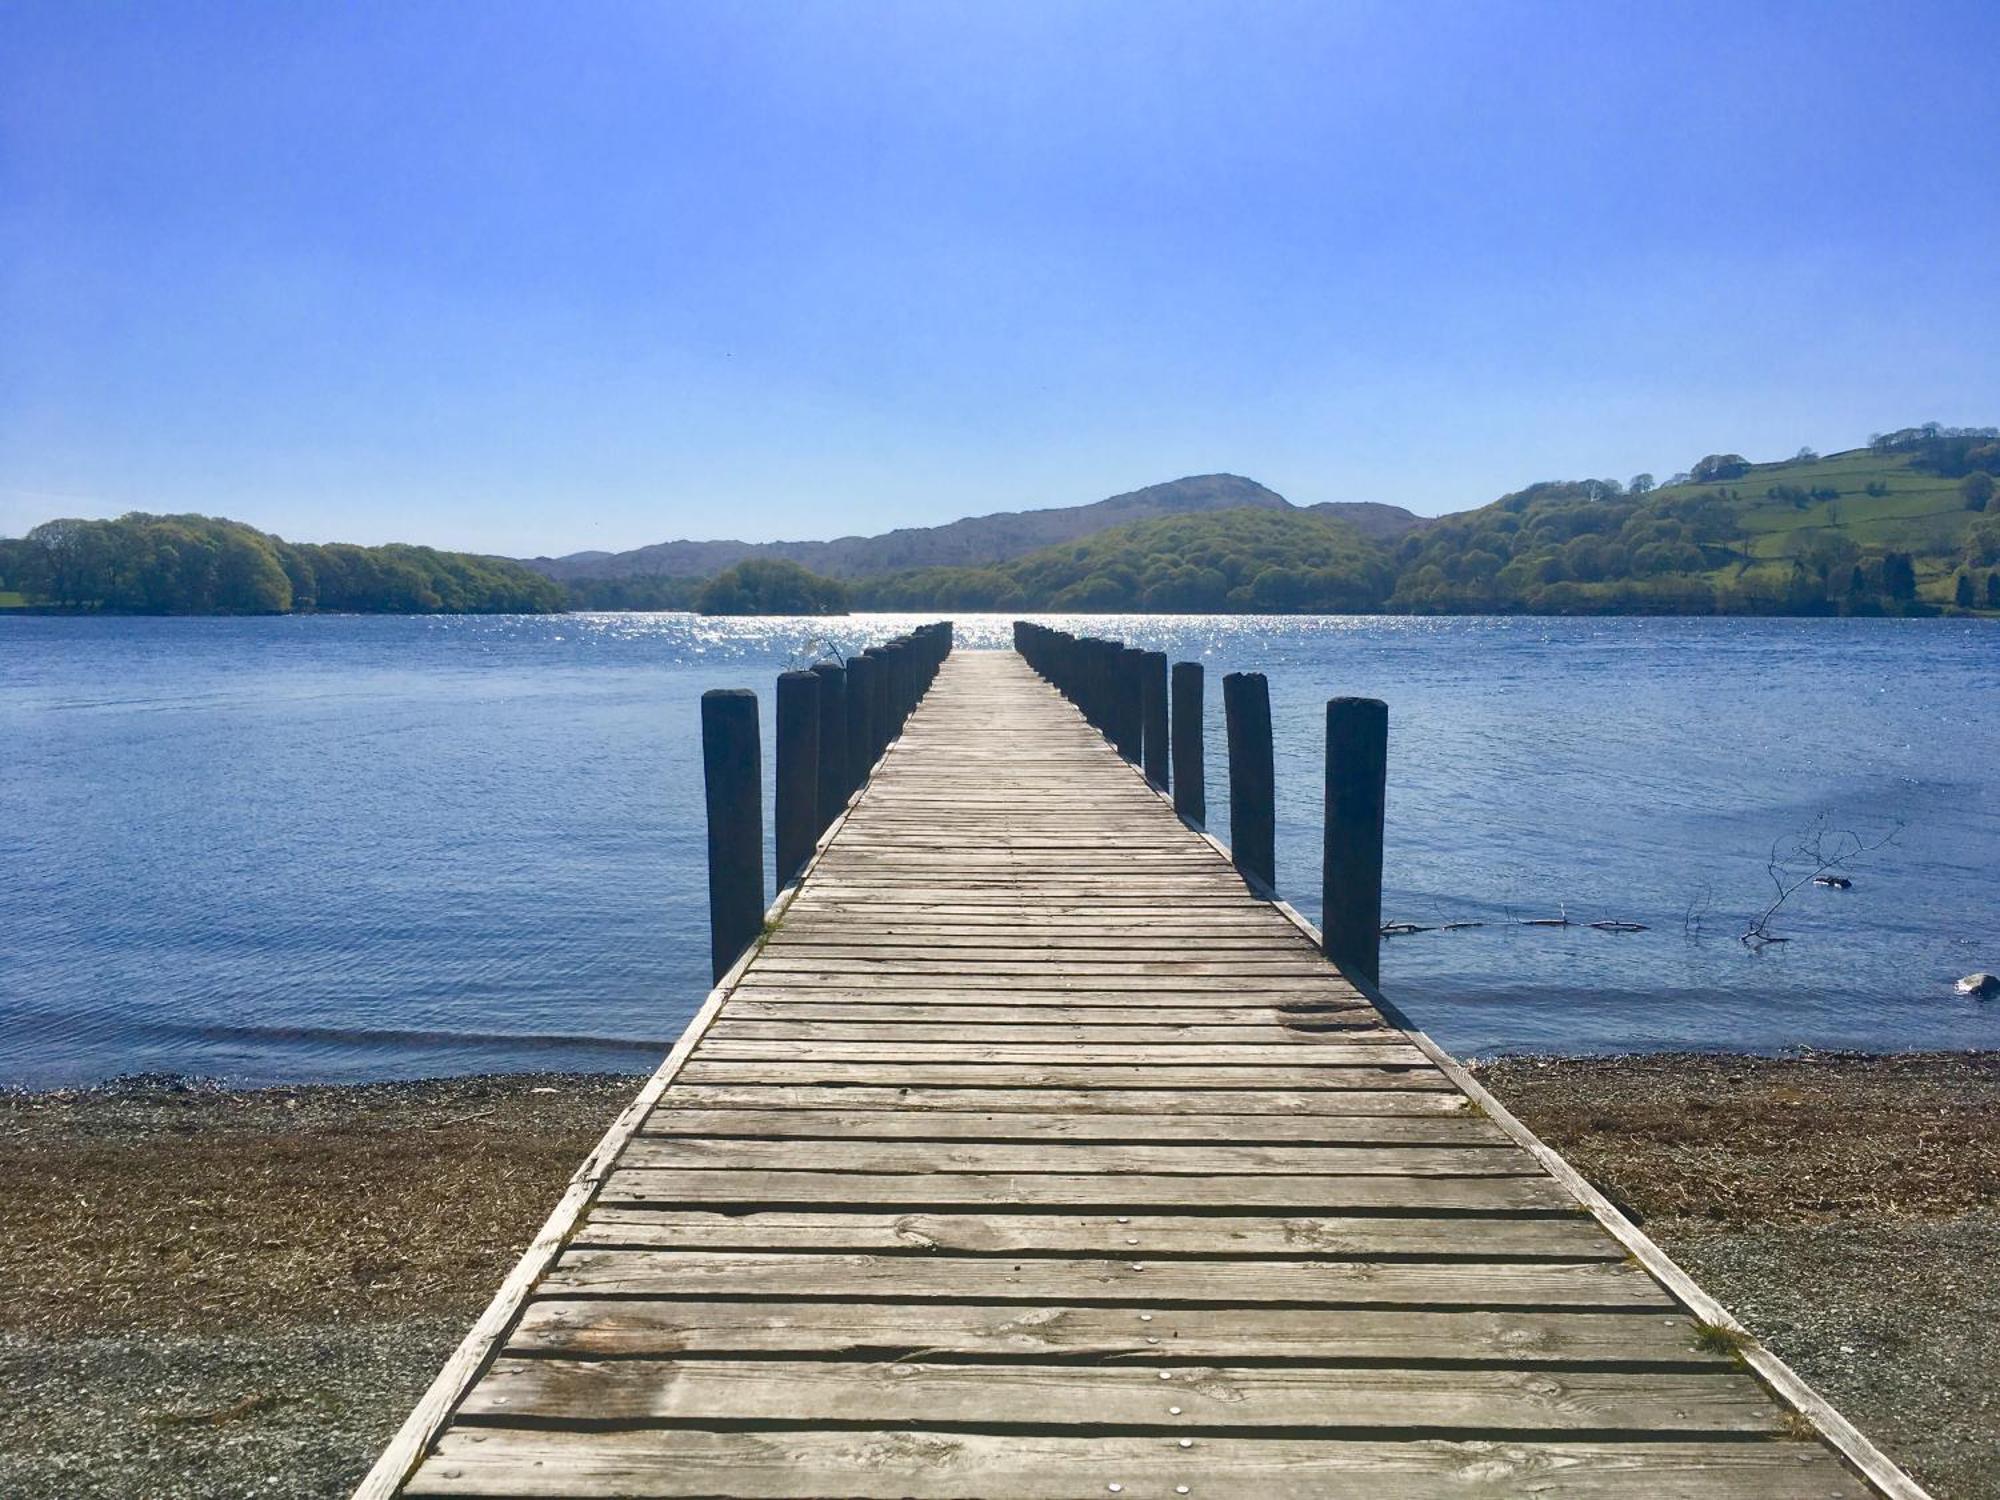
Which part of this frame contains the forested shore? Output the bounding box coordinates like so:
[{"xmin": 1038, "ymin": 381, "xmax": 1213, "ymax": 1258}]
[
  {"xmin": 5, "ymin": 430, "xmax": 1996, "ymax": 618},
  {"xmin": 0, "ymin": 514, "xmax": 565, "ymax": 615}
]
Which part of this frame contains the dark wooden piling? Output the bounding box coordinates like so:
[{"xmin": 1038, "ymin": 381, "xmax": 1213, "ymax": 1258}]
[
  {"xmin": 1111, "ymin": 646, "xmax": 1144, "ymax": 763},
  {"xmin": 862, "ymin": 646, "xmax": 892, "ymax": 763},
  {"xmin": 700, "ymin": 688, "xmax": 763, "ymax": 982},
  {"xmin": 1139, "ymin": 650, "xmax": 1169, "ymax": 791},
  {"xmin": 888, "ymin": 639, "xmax": 915, "ymax": 732},
  {"xmin": 1322, "ymin": 695, "xmax": 1388, "ymax": 985},
  {"xmin": 1223, "ymin": 670, "xmax": 1275, "ymax": 892},
  {"xmin": 1072, "ymin": 632, "xmax": 1104, "ymax": 732},
  {"xmin": 810, "ymin": 662, "xmax": 848, "ymax": 834},
  {"xmin": 1171, "ymin": 660, "xmax": 1204, "ymax": 825},
  {"xmin": 844, "ymin": 652, "xmax": 876, "ymax": 793},
  {"xmin": 774, "ymin": 670, "xmax": 821, "ymax": 888}
]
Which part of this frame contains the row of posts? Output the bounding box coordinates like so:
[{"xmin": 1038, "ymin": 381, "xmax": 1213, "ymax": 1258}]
[
  {"xmin": 1012, "ymin": 620, "xmax": 1388, "ymax": 986},
  {"xmin": 701, "ymin": 622, "xmax": 954, "ymax": 981}
]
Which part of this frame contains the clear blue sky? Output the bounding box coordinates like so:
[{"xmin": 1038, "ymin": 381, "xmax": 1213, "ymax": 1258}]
[{"xmin": 4, "ymin": 1, "xmax": 1997, "ymax": 556}]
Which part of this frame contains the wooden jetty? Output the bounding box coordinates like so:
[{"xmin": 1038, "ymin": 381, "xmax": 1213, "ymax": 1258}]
[{"xmin": 360, "ymin": 643, "xmax": 1923, "ymax": 1498}]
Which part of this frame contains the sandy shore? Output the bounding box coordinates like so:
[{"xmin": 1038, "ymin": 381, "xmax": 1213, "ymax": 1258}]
[{"xmin": 3, "ymin": 1053, "xmax": 1995, "ymax": 1499}]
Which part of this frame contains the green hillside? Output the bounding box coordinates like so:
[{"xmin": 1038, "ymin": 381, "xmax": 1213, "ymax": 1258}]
[
  {"xmin": 1390, "ymin": 426, "xmax": 1997, "ymax": 614},
  {"xmin": 852, "ymin": 424, "xmax": 2000, "ymax": 616}
]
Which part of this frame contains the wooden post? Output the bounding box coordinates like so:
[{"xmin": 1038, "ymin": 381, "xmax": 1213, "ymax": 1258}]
[
  {"xmin": 866, "ymin": 646, "xmax": 893, "ymax": 761},
  {"xmin": 1223, "ymin": 670, "xmax": 1275, "ymax": 892},
  {"xmin": 844, "ymin": 652, "xmax": 876, "ymax": 794},
  {"xmin": 1076, "ymin": 637, "xmax": 1110, "ymax": 731},
  {"xmin": 889, "ymin": 640, "xmax": 915, "ymax": 729},
  {"xmin": 700, "ymin": 688, "xmax": 763, "ymax": 982},
  {"xmin": 1171, "ymin": 660, "xmax": 1204, "ymax": 825},
  {"xmin": 1112, "ymin": 646, "xmax": 1143, "ymax": 763},
  {"xmin": 1322, "ymin": 696, "xmax": 1388, "ymax": 985},
  {"xmin": 1140, "ymin": 650, "xmax": 1169, "ymax": 791},
  {"xmin": 774, "ymin": 670, "xmax": 820, "ymax": 887},
  {"xmin": 810, "ymin": 661, "xmax": 847, "ymax": 834}
]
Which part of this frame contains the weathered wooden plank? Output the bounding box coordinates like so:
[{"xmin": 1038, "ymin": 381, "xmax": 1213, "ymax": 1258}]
[
  {"xmin": 766, "ymin": 932, "xmax": 1313, "ymax": 948},
  {"xmin": 651, "ymin": 1084, "xmax": 1474, "ymax": 1115},
  {"xmin": 718, "ymin": 1002, "xmax": 1386, "ymax": 1028},
  {"xmin": 804, "ymin": 878, "xmax": 1260, "ymax": 893},
  {"xmin": 700, "ymin": 1022, "xmax": 1409, "ymax": 1045},
  {"xmin": 462, "ymin": 1357, "xmax": 1785, "ymax": 1434},
  {"xmin": 619, "ymin": 1138, "xmax": 1533, "ymax": 1177},
  {"xmin": 541, "ymin": 1251, "xmax": 1668, "ymax": 1308},
  {"xmin": 675, "ymin": 1062, "xmax": 1444, "ymax": 1090},
  {"xmin": 635, "ymin": 1107, "xmax": 1506, "ymax": 1144},
  {"xmin": 597, "ymin": 1169, "xmax": 1578, "ymax": 1213},
  {"xmin": 750, "ymin": 958, "xmax": 1346, "ymax": 976},
  {"xmin": 763, "ymin": 944, "xmax": 1329, "ymax": 963},
  {"xmin": 509, "ymin": 1299, "xmax": 1727, "ymax": 1365},
  {"xmin": 779, "ymin": 910, "xmax": 1292, "ymax": 929},
  {"xmin": 726, "ymin": 986, "xmax": 1376, "ymax": 1011},
  {"xmin": 571, "ymin": 1208, "xmax": 1613, "ymax": 1258},
  {"xmin": 738, "ymin": 973, "xmax": 1365, "ymax": 993},
  {"xmin": 690, "ymin": 1041, "xmax": 1431, "ymax": 1066},
  {"xmin": 407, "ymin": 1429, "xmax": 1870, "ymax": 1498},
  {"xmin": 795, "ymin": 887, "xmax": 1273, "ymax": 901},
  {"xmin": 813, "ymin": 856, "xmax": 1270, "ymax": 869}
]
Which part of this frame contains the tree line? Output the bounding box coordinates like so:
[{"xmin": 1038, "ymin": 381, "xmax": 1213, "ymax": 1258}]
[{"xmin": 0, "ymin": 513, "xmax": 567, "ymax": 614}]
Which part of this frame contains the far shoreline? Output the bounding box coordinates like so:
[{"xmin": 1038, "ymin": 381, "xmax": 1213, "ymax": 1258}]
[{"xmin": 7, "ymin": 603, "xmax": 1995, "ymax": 620}]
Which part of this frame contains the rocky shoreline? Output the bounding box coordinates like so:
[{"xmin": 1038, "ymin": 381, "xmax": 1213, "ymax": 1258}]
[{"xmin": 3, "ymin": 1054, "xmax": 1995, "ymax": 1499}]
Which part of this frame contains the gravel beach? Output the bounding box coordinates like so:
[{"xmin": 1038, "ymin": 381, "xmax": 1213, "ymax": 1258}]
[
  {"xmin": 3, "ymin": 1054, "xmax": 1994, "ymax": 1499},
  {"xmin": 1474, "ymin": 1051, "xmax": 2000, "ymax": 1499}
]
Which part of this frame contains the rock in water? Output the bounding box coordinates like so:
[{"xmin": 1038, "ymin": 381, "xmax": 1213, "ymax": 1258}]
[{"xmin": 1956, "ymin": 972, "xmax": 1999, "ymax": 998}]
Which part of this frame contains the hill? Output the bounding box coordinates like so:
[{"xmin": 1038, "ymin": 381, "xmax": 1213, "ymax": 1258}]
[
  {"xmin": 854, "ymin": 506, "xmax": 1395, "ymax": 612},
  {"xmin": 783, "ymin": 425, "xmax": 2000, "ymax": 617},
  {"xmin": 527, "ymin": 474, "xmax": 1422, "ymax": 584},
  {"xmin": 1300, "ymin": 500, "xmax": 1433, "ymax": 540},
  {"xmin": 1383, "ymin": 426, "xmax": 1999, "ymax": 614}
]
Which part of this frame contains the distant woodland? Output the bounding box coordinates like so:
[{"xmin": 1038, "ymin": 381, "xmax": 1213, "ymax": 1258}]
[
  {"xmin": 4, "ymin": 427, "xmax": 1996, "ymax": 617},
  {"xmin": 0, "ymin": 513, "xmax": 567, "ymax": 614}
]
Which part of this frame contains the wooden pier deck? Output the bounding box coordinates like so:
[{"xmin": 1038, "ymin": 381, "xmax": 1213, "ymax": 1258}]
[{"xmin": 366, "ymin": 648, "xmax": 1913, "ymax": 1498}]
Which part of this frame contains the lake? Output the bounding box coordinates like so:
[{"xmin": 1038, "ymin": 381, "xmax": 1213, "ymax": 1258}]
[{"xmin": 3, "ymin": 612, "xmax": 1996, "ymax": 1087}]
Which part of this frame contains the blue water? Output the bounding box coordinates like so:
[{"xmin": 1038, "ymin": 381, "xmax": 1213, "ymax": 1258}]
[{"xmin": 2, "ymin": 612, "xmax": 1995, "ymax": 1087}]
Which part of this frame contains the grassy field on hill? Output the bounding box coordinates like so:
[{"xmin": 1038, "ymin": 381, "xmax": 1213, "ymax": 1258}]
[{"xmin": 1650, "ymin": 445, "xmax": 1982, "ymax": 601}]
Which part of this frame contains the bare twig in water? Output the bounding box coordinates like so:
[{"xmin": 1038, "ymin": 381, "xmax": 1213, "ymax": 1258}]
[
  {"xmin": 791, "ymin": 635, "xmax": 846, "ymax": 668},
  {"xmin": 1741, "ymin": 812, "xmax": 1902, "ymax": 949},
  {"xmin": 1683, "ymin": 883, "xmax": 1715, "ymax": 940}
]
